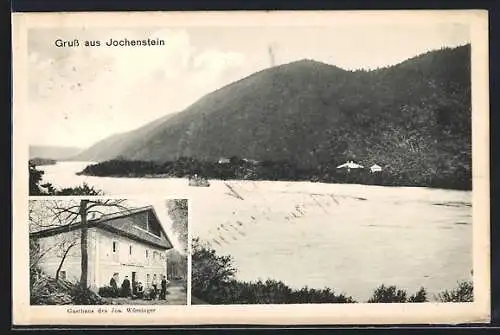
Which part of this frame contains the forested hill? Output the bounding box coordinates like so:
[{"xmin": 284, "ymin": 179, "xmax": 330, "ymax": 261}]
[{"xmin": 75, "ymin": 44, "xmax": 471, "ymax": 187}]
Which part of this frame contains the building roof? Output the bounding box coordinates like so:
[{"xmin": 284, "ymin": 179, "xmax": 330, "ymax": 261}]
[{"xmin": 30, "ymin": 206, "xmax": 174, "ymax": 250}]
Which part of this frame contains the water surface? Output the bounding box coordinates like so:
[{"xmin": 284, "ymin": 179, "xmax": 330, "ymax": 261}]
[{"xmin": 40, "ymin": 161, "xmax": 472, "ymax": 302}]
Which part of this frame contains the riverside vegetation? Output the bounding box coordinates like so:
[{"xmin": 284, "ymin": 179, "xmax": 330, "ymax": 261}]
[
  {"xmin": 191, "ymin": 237, "xmax": 473, "ymax": 304},
  {"xmin": 78, "ymin": 155, "xmax": 470, "ymax": 190}
]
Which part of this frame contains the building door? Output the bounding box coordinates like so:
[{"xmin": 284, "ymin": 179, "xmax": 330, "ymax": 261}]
[{"xmin": 132, "ymin": 272, "xmax": 136, "ymax": 285}]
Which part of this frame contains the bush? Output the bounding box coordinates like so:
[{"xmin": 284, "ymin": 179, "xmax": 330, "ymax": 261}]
[
  {"xmin": 191, "ymin": 237, "xmax": 236, "ymax": 303},
  {"xmin": 55, "ymin": 183, "xmax": 102, "ymax": 195},
  {"xmin": 98, "ymin": 285, "xmax": 117, "ymax": 298},
  {"xmin": 30, "ymin": 275, "xmax": 106, "ymax": 305},
  {"xmin": 367, "ymin": 284, "xmax": 408, "ymax": 303},
  {"xmin": 30, "ymin": 277, "xmax": 73, "ymax": 305},
  {"xmin": 70, "ymin": 284, "xmax": 105, "ymax": 305},
  {"xmin": 437, "ymin": 280, "xmax": 473, "ymax": 302},
  {"xmin": 367, "ymin": 285, "xmax": 428, "ymax": 303},
  {"xmin": 408, "ymin": 287, "xmax": 428, "ymax": 302}
]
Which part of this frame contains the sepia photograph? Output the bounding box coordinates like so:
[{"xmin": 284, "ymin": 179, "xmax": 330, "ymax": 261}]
[
  {"xmin": 13, "ymin": 10, "xmax": 489, "ymax": 325},
  {"xmin": 27, "ymin": 19, "xmax": 474, "ymax": 304},
  {"xmin": 29, "ymin": 198, "xmax": 188, "ymax": 306}
]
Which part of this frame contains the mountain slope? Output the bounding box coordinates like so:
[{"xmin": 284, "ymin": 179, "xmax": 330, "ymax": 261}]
[
  {"xmin": 72, "ymin": 112, "xmax": 178, "ymax": 161},
  {"xmin": 29, "ymin": 145, "xmax": 83, "ymax": 160},
  {"xmin": 76, "ymin": 45, "xmax": 471, "ymax": 179}
]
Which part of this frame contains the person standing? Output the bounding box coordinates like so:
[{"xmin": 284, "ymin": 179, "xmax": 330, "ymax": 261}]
[
  {"xmin": 121, "ymin": 275, "xmax": 132, "ymax": 297},
  {"xmin": 109, "ymin": 273, "xmax": 119, "ymax": 298},
  {"xmin": 160, "ymin": 275, "xmax": 167, "ymax": 300},
  {"xmin": 136, "ymin": 282, "xmax": 144, "ymax": 299},
  {"xmin": 151, "ymin": 274, "xmax": 158, "ymax": 299}
]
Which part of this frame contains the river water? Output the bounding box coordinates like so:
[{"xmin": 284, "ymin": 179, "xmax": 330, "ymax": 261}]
[{"xmin": 39, "ymin": 161, "xmax": 473, "ymax": 302}]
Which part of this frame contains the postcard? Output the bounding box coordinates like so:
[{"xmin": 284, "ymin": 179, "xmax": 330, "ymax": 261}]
[{"xmin": 12, "ymin": 10, "xmax": 490, "ymax": 325}]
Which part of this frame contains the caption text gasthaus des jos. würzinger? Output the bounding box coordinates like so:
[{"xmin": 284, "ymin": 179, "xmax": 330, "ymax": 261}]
[{"xmin": 66, "ymin": 307, "xmax": 157, "ymax": 314}]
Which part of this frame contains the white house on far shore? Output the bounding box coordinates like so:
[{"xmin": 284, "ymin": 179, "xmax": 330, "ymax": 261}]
[
  {"xmin": 218, "ymin": 157, "xmax": 230, "ymax": 164},
  {"xmin": 30, "ymin": 206, "xmax": 174, "ymax": 291},
  {"xmin": 336, "ymin": 160, "xmax": 364, "ymax": 171},
  {"xmin": 370, "ymin": 164, "xmax": 383, "ymax": 173}
]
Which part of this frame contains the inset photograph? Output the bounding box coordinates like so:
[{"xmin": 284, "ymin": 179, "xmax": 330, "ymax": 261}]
[{"xmin": 29, "ymin": 198, "xmax": 188, "ymax": 305}]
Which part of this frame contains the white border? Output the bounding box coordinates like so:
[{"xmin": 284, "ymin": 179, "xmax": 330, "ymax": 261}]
[{"xmin": 12, "ymin": 10, "xmax": 490, "ymax": 325}]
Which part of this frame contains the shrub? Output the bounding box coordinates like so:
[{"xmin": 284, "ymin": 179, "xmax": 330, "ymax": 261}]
[
  {"xmin": 98, "ymin": 285, "xmax": 117, "ymax": 298},
  {"xmin": 191, "ymin": 237, "xmax": 236, "ymax": 303},
  {"xmin": 408, "ymin": 287, "xmax": 428, "ymax": 302},
  {"xmin": 70, "ymin": 284, "xmax": 105, "ymax": 305},
  {"xmin": 30, "ymin": 275, "xmax": 106, "ymax": 305},
  {"xmin": 437, "ymin": 280, "xmax": 473, "ymax": 302},
  {"xmin": 56, "ymin": 183, "xmax": 103, "ymax": 195},
  {"xmin": 30, "ymin": 276, "xmax": 73, "ymax": 305},
  {"xmin": 367, "ymin": 285, "xmax": 428, "ymax": 303},
  {"xmin": 367, "ymin": 284, "xmax": 408, "ymax": 303}
]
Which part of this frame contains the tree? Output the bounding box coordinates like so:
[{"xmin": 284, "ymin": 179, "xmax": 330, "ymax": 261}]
[
  {"xmin": 32, "ymin": 199, "xmax": 131, "ymax": 288},
  {"xmin": 437, "ymin": 280, "xmax": 473, "ymax": 302},
  {"xmin": 29, "ymin": 201, "xmax": 79, "ymax": 283},
  {"xmin": 366, "ymin": 284, "xmax": 428, "ymax": 303},
  {"xmin": 191, "ymin": 237, "xmax": 236, "ymax": 301},
  {"xmin": 166, "ymin": 200, "xmax": 188, "ymax": 281},
  {"xmin": 367, "ymin": 284, "xmax": 408, "ymax": 303},
  {"xmin": 55, "ymin": 239, "xmax": 78, "ymax": 280},
  {"xmin": 29, "ymin": 165, "xmax": 48, "ymax": 195},
  {"xmin": 166, "ymin": 199, "xmax": 188, "ymax": 253},
  {"xmin": 29, "ymin": 165, "xmax": 102, "ymax": 196}
]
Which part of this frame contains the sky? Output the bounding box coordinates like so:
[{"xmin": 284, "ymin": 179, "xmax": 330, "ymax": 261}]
[{"xmin": 27, "ymin": 23, "xmax": 470, "ymax": 148}]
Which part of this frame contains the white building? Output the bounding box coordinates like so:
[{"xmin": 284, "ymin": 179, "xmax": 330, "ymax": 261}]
[
  {"xmin": 336, "ymin": 160, "xmax": 364, "ymax": 171},
  {"xmin": 218, "ymin": 157, "xmax": 230, "ymax": 164},
  {"xmin": 30, "ymin": 206, "xmax": 174, "ymax": 291},
  {"xmin": 370, "ymin": 164, "xmax": 383, "ymax": 173}
]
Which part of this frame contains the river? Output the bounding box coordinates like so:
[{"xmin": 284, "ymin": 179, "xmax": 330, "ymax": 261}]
[{"xmin": 38, "ymin": 161, "xmax": 473, "ymax": 302}]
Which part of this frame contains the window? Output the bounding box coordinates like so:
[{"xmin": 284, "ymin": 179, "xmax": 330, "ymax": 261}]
[
  {"xmin": 149, "ymin": 218, "xmax": 161, "ymax": 237},
  {"xmin": 129, "ymin": 245, "xmax": 132, "ymax": 255},
  {"xmin": 145, "ymin": 249, "xmax": 149, "ymax": 258},
  {"xmin": 60, "ymin": 271, "xmax": 66, "ymax": 281},
  {"xmin": 112, "ymin": 241, "xmax": 118, "ymax": 253}
]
